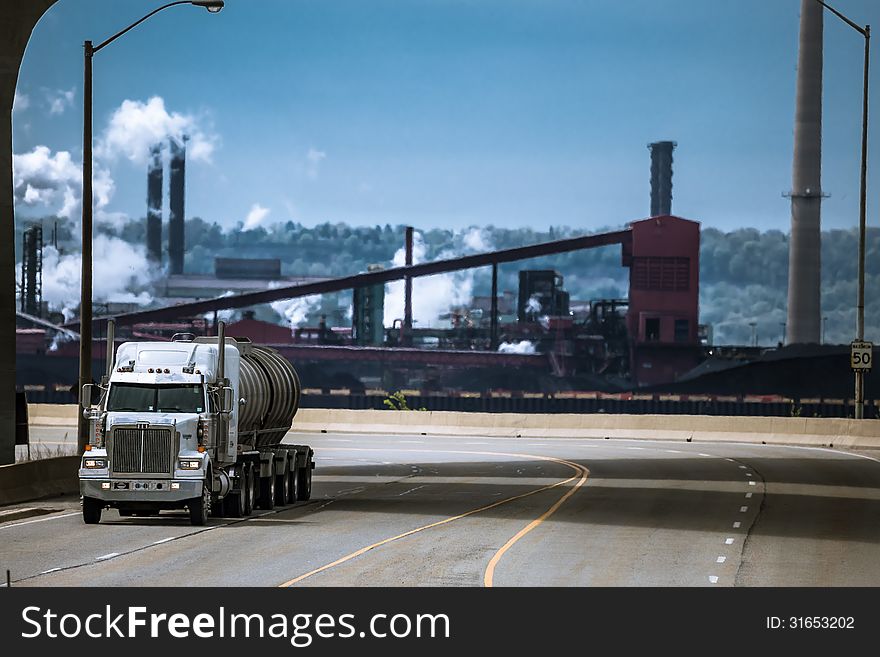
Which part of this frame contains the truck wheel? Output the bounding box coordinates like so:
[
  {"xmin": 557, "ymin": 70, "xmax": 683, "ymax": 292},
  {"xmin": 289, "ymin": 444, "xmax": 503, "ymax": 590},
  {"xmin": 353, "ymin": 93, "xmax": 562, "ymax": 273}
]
[
  {"xmin": 296, "ymin": 461, "xmax": 312, "ymax": 501},
  {"xmin": 275, "ymin": 457, "xmax": 289, "ymax": 506},
  {"xmin": 224, "ymin": 465, "xmax": 247, "ymax": 518},
  {"xmin": 82, "ymin": 497, "xmax": 103, "ymax": 524},
  {"xmin": 286, "ymin": 465, "xmax": 298, "ymax": 504},
  {"xmin": 259, "ymin": 459, "xmax": 276, "ymax": 510},
  {"xmin": 243, "ymin": 462, "xmax": 255, "ymax": 516},
  {"xmin": 189, "ymin": 483, "xmax": 210, "ymax": 526}
]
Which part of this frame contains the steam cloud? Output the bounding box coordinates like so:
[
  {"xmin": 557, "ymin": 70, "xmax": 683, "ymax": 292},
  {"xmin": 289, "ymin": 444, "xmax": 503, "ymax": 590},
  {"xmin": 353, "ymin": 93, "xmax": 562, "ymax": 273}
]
[
  {"xmin": 243, "ymin": 203, "xmax": 271, "ymax": 230},
  {"xmin": 40, "ymin": 237, "xmax": 156, "ymax": 321},
  {"xmin": 383, "ymin": 230, "xmax": 488, "ymax": 329},
  {"xmin": 498, "ymin": 340, "xmax": 536, "ymax": 354},
  {"xmin": 97, "ymin": 96, "xmax": 215, "ymax": 166},
  {"xmin": 271, "ymin": 294, "xmax": 322, "ymax": 329}
]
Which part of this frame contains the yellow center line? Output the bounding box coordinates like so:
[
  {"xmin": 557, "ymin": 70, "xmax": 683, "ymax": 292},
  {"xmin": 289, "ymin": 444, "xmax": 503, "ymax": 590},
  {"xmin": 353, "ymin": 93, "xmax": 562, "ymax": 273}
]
[
  {"xmin": 484, "ymin": 458, "xmax": 589, "ymax": 587},
  {"xmin": 278, "ymin": 447, "xmax": 589, "ymax": 587}
]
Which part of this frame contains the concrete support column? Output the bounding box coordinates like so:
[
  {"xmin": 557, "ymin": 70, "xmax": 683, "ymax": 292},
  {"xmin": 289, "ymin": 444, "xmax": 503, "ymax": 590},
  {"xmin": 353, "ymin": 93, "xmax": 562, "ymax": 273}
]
[{"xmin": 0, "ymin": 1, "xmax": 57, "ymax": 464}]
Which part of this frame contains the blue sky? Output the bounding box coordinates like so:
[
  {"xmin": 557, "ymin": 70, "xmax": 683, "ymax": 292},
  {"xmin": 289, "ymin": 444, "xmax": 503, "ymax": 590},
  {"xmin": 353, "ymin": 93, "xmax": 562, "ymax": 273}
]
[{"xmin": 12, "ymin": 0, "xmax": 880, "ymax": 233}]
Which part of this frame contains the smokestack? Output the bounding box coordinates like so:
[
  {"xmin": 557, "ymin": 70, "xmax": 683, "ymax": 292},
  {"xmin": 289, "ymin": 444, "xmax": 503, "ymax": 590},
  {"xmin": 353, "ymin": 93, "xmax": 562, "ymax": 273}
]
[
  {"xmin": 786, "ymin": 0, "xmax": 823, "ymax": 345},
  {"xmin": 146, "ymin": 143, "xmax": 163, "ymax": 263},
  {"xmin": 648, "ymin": 141, "xmax": 676, "ymax": 217},
  {"xmin": 168, "ymin": 136, "xmax": 187, "ymax": 276}
]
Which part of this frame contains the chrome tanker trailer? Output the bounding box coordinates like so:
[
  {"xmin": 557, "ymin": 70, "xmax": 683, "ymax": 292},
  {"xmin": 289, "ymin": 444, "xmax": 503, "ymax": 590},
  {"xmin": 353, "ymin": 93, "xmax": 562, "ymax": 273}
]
[{"xmin": 78, "ymin": 320, "xmax": 314, "ymax": 525}]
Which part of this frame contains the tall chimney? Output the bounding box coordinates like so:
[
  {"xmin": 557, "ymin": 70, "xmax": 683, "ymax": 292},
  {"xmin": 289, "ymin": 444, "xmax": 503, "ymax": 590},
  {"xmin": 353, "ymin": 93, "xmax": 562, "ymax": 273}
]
[
  {"xmin": 146, "ymin": 143, "xmax": 163, "ymax": 263},
  {"xmin": 168, "ymin": 136, "xmax": 187, "ymax": 276},
  {"xmin": 786, "ymin": 0, "xmax": 823, "ymax": 345},
  {"xmin": 649, "ymin": 141, "xmax": 676, "ymax": 216}
]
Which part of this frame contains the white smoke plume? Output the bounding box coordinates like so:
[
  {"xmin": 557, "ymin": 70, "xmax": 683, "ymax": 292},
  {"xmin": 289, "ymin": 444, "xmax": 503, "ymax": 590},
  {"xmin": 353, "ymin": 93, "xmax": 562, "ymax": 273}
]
[
  {"xmin": 383, "ymin": 231, "xmax": 479, "ymax": 329},
  {"xmin": 96, "ymin": 96, "xmax": 215, "ymax": 166},
  {"xmin": 462, "ymin": 227, "xmax": 492, "ymax": 252},
  {"xmin": 271, "ymin": 294, "xmax": 322, "ymax": 329},
  {"xmin": 40, "ymin": 237, "xmax": 156, "ymax": 321},
  {"xmin": 524, "ymin": 294, "xmax": 542, "ymax": 315},
  {"xmin": 498, "ymin": 340, "xmax": 536, "ymax": 354},
  {"xmin": 243, "ymin": 203, "xmax": 270, "ymax": 230}
]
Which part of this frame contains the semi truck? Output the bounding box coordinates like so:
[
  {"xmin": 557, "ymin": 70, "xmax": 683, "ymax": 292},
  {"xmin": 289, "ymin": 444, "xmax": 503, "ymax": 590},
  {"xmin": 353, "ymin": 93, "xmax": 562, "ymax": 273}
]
[{"xmin": 78, "ymin": 320, "xmax": 314, "ymax": 525}]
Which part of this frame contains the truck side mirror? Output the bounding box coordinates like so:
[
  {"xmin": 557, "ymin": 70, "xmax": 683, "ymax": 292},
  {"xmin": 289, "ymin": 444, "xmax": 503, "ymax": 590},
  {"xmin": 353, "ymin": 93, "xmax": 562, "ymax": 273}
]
[
  {"xmin": 222, "ymin": 386, "xmax": 234, "ymax": 414},
  {"xmin": 80, "ymin": 383, "xmax": 94, "ymax": 410}
]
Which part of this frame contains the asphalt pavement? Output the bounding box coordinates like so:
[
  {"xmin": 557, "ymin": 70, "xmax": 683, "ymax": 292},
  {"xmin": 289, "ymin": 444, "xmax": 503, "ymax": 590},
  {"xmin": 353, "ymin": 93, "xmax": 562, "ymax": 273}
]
[{"xmin": 2, "ymin": 432, "xmax": 879, "ymax": 587}]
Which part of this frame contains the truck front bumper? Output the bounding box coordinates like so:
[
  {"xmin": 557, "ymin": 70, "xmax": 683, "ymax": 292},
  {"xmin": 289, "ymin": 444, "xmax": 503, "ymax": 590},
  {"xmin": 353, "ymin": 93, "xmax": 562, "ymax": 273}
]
[{"xmin": 80, "ymin": 478, "xmax": 201, "ymax": 503}]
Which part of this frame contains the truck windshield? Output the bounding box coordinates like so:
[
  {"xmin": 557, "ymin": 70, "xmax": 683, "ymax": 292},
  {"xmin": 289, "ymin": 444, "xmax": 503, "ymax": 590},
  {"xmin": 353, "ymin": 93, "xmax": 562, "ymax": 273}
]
[{"xmin": 107, "ymin": 384, "xmax": 205, "ymax": 413}]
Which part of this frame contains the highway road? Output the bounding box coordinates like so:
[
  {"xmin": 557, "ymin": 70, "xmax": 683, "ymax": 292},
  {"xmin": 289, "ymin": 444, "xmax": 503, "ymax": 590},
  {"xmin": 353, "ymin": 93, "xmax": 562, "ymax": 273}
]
[{"xmin": 2, "ymin": 432, "xmax": 880, "ymax": 587}]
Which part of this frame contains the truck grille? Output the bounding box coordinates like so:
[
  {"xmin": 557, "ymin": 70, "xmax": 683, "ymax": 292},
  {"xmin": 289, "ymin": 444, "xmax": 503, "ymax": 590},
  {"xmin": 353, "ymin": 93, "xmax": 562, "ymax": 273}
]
[{"xmin": 110, "ymin": 427, "xmax": 176, "ymax": 475}]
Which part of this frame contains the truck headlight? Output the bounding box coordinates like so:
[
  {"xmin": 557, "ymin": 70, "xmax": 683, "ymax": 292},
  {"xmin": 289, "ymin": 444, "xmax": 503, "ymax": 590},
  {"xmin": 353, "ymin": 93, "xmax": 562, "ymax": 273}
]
[
  {"xmin": 83, "ymin": 459, "xmax": 106, "ymax": 469},
  {"xmin": 179, "ymin": 460, "xmax": 201, "ymax": 470}
]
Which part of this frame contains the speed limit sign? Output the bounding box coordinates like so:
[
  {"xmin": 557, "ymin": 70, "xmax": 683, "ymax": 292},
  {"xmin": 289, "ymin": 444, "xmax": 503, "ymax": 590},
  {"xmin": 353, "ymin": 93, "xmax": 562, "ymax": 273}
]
[{"xmin": 851, "ymin": 341, "xmax": 873, "ymax": 371}]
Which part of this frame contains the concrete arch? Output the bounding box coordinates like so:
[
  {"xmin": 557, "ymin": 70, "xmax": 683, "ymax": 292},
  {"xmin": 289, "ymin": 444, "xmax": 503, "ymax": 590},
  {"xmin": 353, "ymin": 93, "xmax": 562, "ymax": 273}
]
[{"xmin": 1, "ymin": 1, "xmax": 59, "ymax": 464}]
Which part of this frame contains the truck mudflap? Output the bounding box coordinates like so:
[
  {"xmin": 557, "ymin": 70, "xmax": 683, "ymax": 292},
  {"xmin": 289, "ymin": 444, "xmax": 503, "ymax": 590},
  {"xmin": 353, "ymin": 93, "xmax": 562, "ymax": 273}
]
[{"xmin": 80, "ymin": 479, "xmax": 201, "ymax": 503}]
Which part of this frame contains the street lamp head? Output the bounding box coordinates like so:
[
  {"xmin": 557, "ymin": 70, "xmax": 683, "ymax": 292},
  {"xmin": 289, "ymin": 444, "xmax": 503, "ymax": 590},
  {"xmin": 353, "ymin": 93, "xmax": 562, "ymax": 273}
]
[{"xmin": 191, "ymin": 1, "xmax": 224, "ymax": 13}]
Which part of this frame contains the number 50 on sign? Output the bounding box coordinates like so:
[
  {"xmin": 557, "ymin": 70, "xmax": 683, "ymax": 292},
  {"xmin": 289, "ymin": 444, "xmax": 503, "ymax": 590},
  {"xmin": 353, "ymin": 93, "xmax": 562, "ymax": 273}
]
[{"xmin": 851, "ymin": 341, "xmax": 873, "ymax": 371}]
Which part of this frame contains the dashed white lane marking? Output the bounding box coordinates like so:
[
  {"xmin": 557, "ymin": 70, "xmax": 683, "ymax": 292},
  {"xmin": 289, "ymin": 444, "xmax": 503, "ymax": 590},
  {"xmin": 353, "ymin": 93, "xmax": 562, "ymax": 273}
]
[
  {"xmin": 738, "ymin": 465, "xmax": 747, "ymax": 469},
  {"xmin": 0, "ymin": 512, "xmax": 80, "ymax": 531},
  {"xmin": 745, "ymin": 473, "xmax": 753, "ymax": 477},
  {"xmin": 95, "ymin": 552, "xmax": 119, "ymax": 561},
  {"xmin": 398, "ymin": 485, "xmax": 426, "ymax": 497},
  {"xmin": 725, "ymin": 458, "xmax": 736, "ymax": 463},
  {"xmin": 749, "ymin": 481, "xmax": 756, "ymax": 486},
  {"xmin": 39, "ymin": 567, "xmax": 62, "ymax": 575},
  {"xmin": 740, "ymin": 506, "xmax": 749, "ymax": 513},
  {"xmin": 733, "ymin": 522, "xmax": 742, "ymax": 529},
  {"xmin": 399, "ymin": 441, "xmax": 425, "ymax": 444},
  {"xmin": 698, "ymin": 453, "xmax": 712, "ymax": 457},
  {"xmin": 745, "ymin": 492, "xmax": 753, "ymax": 498},
  {"xmin": 152, "ymin": 537, "xmax": 175, "ymax": 545},
  {"xmin": 725, "ymin": 538, "xmax": 735, "ymax": 545},
  {"xmin": 665, "ymin": 450, "xmax": 683, "ymax": 454},
  {"xmin": 626, "ymin": 446, "xmax": 645, "ymax": 450},
  {"xmin": 709, "ymin": 576, "xmax": 719, "ymax": 584},
  {"xmin": 716, "ymin": 556, "xmax": 727, "ymax": 564}
]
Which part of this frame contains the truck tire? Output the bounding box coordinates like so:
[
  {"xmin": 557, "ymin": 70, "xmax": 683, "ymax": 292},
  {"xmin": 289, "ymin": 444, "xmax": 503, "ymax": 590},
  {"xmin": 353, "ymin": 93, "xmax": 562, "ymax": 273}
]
[
  {"xmin": 286, "ymin": 464, "xmax": 297, "ymax": 504},
  {"xmin": 275, "ymin": 456, "xmax": 289, "ymax": 506},
  {"xmin": 189, "ymin": 482, "xmax": 210, "ymax": 526},
  {"xmin": 243, "ymin": 462, "xmax": 255, "ymax": 516},
  {"xmin": 224, "ymin": 465, "xmax": 247, "ymax": 518},
  {"xmin": 259, "ymin": 459, "xmax": 276, "ymax": 510},
  {"xmin": 82, "ymin": 497, "xmax": 103, "ymax": 524},
  {"xmin": 296, "ymin": 461, "xmax": 312, "ymax": 501}
]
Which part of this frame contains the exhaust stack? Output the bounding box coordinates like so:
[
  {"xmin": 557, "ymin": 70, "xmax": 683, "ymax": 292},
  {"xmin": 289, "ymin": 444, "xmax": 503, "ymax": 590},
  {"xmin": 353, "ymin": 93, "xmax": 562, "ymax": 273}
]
[
  {"xmin": 785, "ymin": 0, "xmax": 824, "ymax": 345},
  {"xmin": 168, "ymin": 137, "xmax": 187, "ymax": 275},
  {"xmin": 146, "ymin": 144, "xmax": 162, "ymax": 263}
]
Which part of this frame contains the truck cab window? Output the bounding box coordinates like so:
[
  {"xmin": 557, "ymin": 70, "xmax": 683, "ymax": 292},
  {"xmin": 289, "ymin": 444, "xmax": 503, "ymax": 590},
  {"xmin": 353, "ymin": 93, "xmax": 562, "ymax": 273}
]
[{"xmin": 107, "ymin": 384, "xmax": 205, "ymax": 413}]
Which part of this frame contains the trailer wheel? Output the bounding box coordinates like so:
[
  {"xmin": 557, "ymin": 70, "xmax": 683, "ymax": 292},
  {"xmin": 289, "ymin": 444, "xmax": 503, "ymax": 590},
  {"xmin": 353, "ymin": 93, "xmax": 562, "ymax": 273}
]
[
  {"xmin": 243, "ymin": 462, "xmax": 256, "ymax": 516},
  {"xmin": 189, "ymin": 482, "xmax": 210, "ymax": 526},
  {"xmin": 224, "ymin": 466, "xmax": 247, "ymax": 518},
  {"xmin": 259, "ymin": 458, "xmax": 276, "ymax": 510},
  {"xmin": 296, "ymin": 460, "xmax": 312, "ymax": 501},
  {"xmin": 275, "ymin": 456, "xmax": 290, "ymax": 506},
  {"xmin": 82, "ymin": 497, "xmax": 103, "ymax": 524},
  {"xmin": 286, "ymin": 464, "xmax": 298, "ymax": 504}
]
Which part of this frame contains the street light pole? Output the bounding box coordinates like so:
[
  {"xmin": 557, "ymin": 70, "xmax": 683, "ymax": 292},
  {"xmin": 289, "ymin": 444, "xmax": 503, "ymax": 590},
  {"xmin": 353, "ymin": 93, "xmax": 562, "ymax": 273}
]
[
  {"xmin": 814, "ymin": 0, "xmax": 870, "ymax": 419},
  {"xmin": 77, "ymin": 1, "xmax": 224, "ymax": 446}
]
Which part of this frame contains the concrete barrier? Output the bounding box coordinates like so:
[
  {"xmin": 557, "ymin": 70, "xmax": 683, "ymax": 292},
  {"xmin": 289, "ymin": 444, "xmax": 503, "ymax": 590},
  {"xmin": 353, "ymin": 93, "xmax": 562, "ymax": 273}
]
[
  {"xmin": 0, "ymin": 456, "xmax": 79, "ymax": 506},
  {"xmin": 28, "ymin": 403, "xmax": 78, "ymax": 427},
  {"xmin": 290, "ymin": 409, "xmax": 880, "ymax": 450},
  {"xmin": 23, "ymin": 404, "xmax": 880, "ymax": 450}
]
